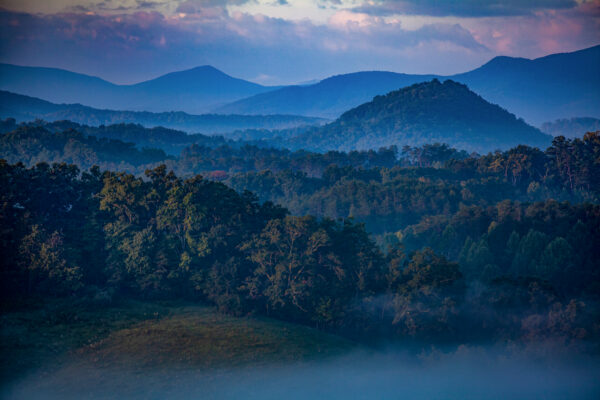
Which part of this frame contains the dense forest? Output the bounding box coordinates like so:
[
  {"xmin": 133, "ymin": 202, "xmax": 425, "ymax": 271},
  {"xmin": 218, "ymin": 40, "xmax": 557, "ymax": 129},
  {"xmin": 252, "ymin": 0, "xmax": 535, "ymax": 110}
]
[
  {"xmin": 0, "ymin": 126, "xmax": 170, "ymax": 171},
  {"xmin": 0, "ymin": 119, "xmax": 234, "ymax": 156},
  {"xmin": 227, "ymin": 132, "xmax": 600, "ymax": 235},
  {"xmin": 1, "ymin": 121, "xmax": 599, "ymax": 237},
  {"xmin": 0, "ymin": 120, "xmax": 459, "ymax": 176},
  {"xmin": 2, "ymin": 5, "xmax": 600, "ymax": 396},
  {"xmin": 280, "ymin": 80, "xmax": 552, "ymax": 153},
  {"xmin": 1, "ymin": 124, "xmax": 599, "ymax": 346}
]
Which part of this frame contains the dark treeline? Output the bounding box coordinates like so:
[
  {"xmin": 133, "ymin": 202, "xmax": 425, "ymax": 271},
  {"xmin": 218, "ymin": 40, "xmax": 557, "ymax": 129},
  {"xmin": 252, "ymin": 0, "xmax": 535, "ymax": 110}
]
[
  {"xmin": 1, "ymin": 121, "xmax": 466, "ymax": 177},
  {"xmin": 1, "ymin": 122, "xmax": 599, "ymax": 238},
  {"xmin": 175, "ymin": 143, "xmax": 401, "ymax": 178},
  {"xmin": 0, "ymin": 119, "xmax": 232, "ymax": 156},
  {"xmin": 227, "ymin": 133, "xmax": 600, "ymax": 234},
  {"xmin": 0, "ymin": 125, "xmax": 170, "ymax": 169},
  {"xmin": 401, "ymin": 201, "xmax": 600, "ymax": 296},
  {"xmin": 279, "ymin": 80, "xmax": 553, "ymax": 153},
  {"xmin": 1, "ymin": 161, "xmax": 598, "ymax": 346}
]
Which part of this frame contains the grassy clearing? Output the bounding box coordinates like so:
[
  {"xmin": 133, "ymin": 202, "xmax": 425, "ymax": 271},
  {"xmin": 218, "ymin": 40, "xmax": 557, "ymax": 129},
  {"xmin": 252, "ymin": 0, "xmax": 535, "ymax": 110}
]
[
  {"xmin": 0, "ymin": 299, "xmax": 354, "ymax": 386},
  {"xmin": 81, "ymin": 305, "xmax": 354, "ymax": 370},
  {"xmin": 0, "ymin": 299, "xmax": 170, "ymax": 383}
]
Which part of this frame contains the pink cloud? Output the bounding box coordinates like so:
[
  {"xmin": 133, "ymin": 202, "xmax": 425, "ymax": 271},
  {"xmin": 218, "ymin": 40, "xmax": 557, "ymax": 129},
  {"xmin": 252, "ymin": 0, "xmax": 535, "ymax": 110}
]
[
  {"xmin": 0, "ymin": 3, "xmax": 597, "ymax": 84},
  {"xmin": 469, "ymin": 1, "xmax": 600, "ymax": 57},
  {"xmin": 328, "ymin": 10, "xmax": 380, "ymax": 29}
]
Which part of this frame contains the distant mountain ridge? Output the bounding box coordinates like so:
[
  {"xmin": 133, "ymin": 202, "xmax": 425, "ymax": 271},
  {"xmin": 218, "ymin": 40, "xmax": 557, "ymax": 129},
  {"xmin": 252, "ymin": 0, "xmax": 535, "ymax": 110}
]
[
  {"xmin": 218, "ymin": 45, "xmax": 600, "ymax": 125},
  {"xmin": 0, "ymin": 64, "xmax": 276, "ymax": 114},
  {"xmin": 283, "ymin": 79, "xmax": 552, "ymax": 153},
  {"xmin": 2, "ymin": 45, "xmax": 598, "ymax": 126},
  {"xmin": 0, "ymin": 90, "xmax": 325, "ymax": 134},
  {"xmin": 451, "ymin": 45, "xmax": 600, "ymax": 125},
  {"xmin": 216, "ymin": 71, "xmax": 437, "ymax": 119}
]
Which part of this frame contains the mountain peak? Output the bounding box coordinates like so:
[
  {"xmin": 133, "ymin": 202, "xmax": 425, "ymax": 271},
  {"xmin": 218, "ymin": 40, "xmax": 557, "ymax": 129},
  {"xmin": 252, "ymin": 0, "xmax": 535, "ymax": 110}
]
[
  {"xmin": 182, "ymin": 65, "xmax": 227, "ymax": 75},
  {"xmin": 148, "ymin": 65, "xmax": 234, "ymax": 82},
  {"xmin": 287, "ymin": 79, "xmax": 551, "ymax": 153},
  {"xmin": 192, "ymin": 65, "xmax": 219, "ymax": 71},
  {"xmin": 478, "ymin": 55, "xmax": 530, "ymax": 71},
  {"xmin": 344, "ymin": 79, "xmax": 474, "ymax": 119},
  {"xmin": 0, "ymin": 63, "xmax": 271, "ymax": 114}
]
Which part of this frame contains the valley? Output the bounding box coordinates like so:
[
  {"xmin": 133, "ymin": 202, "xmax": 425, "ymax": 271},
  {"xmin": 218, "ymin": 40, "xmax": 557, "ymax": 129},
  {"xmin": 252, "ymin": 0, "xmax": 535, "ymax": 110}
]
[{"xmin": 1, "ymin": 5, "xmax": 599, "ymax": 397}]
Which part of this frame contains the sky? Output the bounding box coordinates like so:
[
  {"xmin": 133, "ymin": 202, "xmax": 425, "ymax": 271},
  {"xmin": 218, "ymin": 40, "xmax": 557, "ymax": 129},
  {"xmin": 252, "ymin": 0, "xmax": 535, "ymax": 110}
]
[{"xmin": 0, "ymin": 0, "xmax": 598, "ymax": 85}]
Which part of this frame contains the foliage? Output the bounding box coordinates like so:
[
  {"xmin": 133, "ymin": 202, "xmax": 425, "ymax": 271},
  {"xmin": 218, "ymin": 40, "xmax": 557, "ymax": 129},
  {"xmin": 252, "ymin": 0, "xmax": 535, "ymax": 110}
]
[
  {"xmin": 228, "ymin": 133, "xmax": 600, "ymax": 235},
  {"xmin": 0, "ymin": 125, "xmax": 169, "ymax": 172},
  {"xmin": 1, "ymin": 161, "xmax": 598, "ymax": 346},
  {"xmin": 282, "ymin": 80, "xmax": 552, "ymax": 153},
  {"xmin": 401, "ymin": 200, "xmax": 600, "ymax": 298}
]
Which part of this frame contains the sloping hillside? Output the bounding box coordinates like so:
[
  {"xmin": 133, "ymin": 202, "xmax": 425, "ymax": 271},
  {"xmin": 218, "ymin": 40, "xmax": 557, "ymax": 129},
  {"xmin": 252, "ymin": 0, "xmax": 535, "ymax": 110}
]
[
  {"xmin": 217, "ymin": 45, "xmax": 600, "ymax": 125},
  {"xmin": 216, "ymin": 72, "xmax": 435, "ymax": 119},
  {"xmin": 284, "ymin": 80, "xmax": 552, "ymax": 153},
  {"xmin": 0, "ymin": 64, "xmax": 275, "ymax": 114},
  {"xmin": 453, "ymin": 45, "xmax": 600, "ymax": 125}
]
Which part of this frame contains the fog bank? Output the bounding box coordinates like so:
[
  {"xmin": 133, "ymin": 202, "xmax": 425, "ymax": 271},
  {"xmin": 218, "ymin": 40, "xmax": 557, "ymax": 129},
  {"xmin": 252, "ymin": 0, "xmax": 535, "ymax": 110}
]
[{"xmin": 3, "ymin": 346, "xmax": 599, "ymax": 400}]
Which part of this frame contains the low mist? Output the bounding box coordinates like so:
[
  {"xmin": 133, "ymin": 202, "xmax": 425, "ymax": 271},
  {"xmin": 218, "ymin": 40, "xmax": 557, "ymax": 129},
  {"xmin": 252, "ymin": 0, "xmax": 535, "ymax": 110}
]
[{"xmin": 3, "ymin": 345, "xmax": 599, "ymax": 400}]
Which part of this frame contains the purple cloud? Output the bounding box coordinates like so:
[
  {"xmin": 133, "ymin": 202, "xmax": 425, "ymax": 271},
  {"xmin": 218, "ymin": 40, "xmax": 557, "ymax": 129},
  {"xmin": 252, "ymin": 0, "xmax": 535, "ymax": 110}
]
[
  {"xmin": 352, "ymin": 0, "xmax": 579, "ymax": 17},
  {"xmin": 0, "ymin": 2, "xmax": 597, "ymax": 84},
  {"xmin": 0, "ymin": 7, "xmax": 495, "ymax": 83}
]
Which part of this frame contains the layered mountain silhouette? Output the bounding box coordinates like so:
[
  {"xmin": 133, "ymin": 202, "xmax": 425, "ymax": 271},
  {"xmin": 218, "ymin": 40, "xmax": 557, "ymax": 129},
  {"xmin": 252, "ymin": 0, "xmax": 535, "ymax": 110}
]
[
  {"xmin": 216, "ymin": 72, "xmax": 436, "ymax": 119},
  {"xmin": 218, "ymin": 45, "xmax": 600, "ymax": 125},
  {"xmin": 452, "ymin": 45, "xmax": 600, "ymax": 126},
  {"xmin": 0, "ymin": 64, "xmax": 274, "ymax": 114},
  {"xmin": 2, "ymin": 45, "xmax": 598, "ymax": 127},
  {"xmin": 283, "ymin": 80, "xmax": 552, "ymax": 153},
  {"xmin": 0, "ymin": 91, "xmax": 325, "ymax": 134}
]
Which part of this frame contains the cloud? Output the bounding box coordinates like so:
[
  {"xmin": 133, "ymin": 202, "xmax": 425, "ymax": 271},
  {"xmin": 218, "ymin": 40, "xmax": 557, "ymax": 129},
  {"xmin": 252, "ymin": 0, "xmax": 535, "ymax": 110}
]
[
  {"xmin": 326, "ymin": 11, "xmax": 488, "ymax": 52},
  {"xmin": 0, "ymin": 1, "xmax": 597, "ymax": 84},
  {"xmin": 0, "ymin": 7, "xmax": 494, "ymax": 84},
  {"xmin": 176, "ymin": 0, "xmax": 253, "ymax": 13},
  {"xmin": 352, "ymin": 0, "xmax": 579, "ymax": 17},
  {"xmin": 136, "ymin": 1, "xmax": 163, "ymax": 9},
  {"xmin": 468, "ymin": 0, "xmax": 600, "ymax": 55},
  {"xmin": 61, "ymin": 1, "xmax": 165, "ymax": 13}
]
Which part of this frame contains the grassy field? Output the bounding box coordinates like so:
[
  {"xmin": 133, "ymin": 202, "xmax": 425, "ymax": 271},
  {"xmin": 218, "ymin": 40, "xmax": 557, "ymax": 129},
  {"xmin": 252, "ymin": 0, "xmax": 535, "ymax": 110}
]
[
  {"xmin": 0, "ymin": 298, "xmax": 355, "ymax": 394},
  {"xmin": 2, "ymin": 299, "xmax": 598, "ymax": 400}
]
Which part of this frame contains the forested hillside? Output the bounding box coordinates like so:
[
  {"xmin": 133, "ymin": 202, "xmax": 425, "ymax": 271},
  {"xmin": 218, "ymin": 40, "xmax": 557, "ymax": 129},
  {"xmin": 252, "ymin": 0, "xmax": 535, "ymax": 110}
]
[
  {"xmin": 401, "ymin": 201, "xmax": 600, "ymax": 296},
  {"xmin": 0, "ymin": 126, "xmax": 171, "ymax": 171},
  {"xmin": 3, "ymin": 3, "xmax": 599, "ymax": 397},
  {"xmin": 1, "ymin": 161, "xmax": 598, "ymax": 346},
  {"xmin": 228, "ymin": 133, "xmax": 600, "ymax": 235},
  {"xmin": 1, "ymin": 116, "xmax": 599, "ymax": 349},
  {"xmin": 283, "ymin": 80, "xmax": 552, "ymax": 153},
  {"xmin": 217, "ymin": 45, "xmax": 600, "ymax": 125},
  {"xmin": 2, "ymin": 123, "xmax": 598, "ymax": 236},
  {"xmin": 0, "ymin": 119, "xmax": 234, "ymax": 156},
  {"xmin": 0, "ymin": 122, "xmax": 400, "ymax": 174}
]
